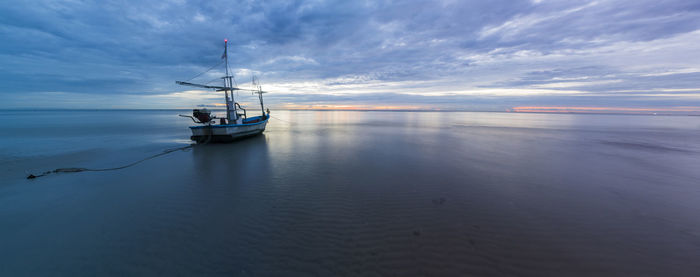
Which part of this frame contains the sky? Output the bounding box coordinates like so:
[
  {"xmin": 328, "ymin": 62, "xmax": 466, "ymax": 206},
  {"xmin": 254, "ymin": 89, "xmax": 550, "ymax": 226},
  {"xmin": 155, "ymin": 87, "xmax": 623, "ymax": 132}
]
[{"xmin": 1, "ymin": 0, "xmax": 700, "ymax": 112}]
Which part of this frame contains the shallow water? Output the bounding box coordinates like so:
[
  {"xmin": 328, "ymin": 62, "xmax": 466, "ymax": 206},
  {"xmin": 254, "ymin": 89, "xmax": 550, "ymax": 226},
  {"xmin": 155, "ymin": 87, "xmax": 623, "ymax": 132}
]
[{"xmin": 1, "ymin": 110, "xmax": 700, "ymax": 276}]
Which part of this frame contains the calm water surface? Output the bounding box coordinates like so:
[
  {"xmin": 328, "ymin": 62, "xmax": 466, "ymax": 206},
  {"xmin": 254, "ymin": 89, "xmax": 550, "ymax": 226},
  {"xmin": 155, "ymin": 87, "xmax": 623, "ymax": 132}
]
[{"xmin": 1, "ymin": 110, "xmax": 700, "ymax": 276}]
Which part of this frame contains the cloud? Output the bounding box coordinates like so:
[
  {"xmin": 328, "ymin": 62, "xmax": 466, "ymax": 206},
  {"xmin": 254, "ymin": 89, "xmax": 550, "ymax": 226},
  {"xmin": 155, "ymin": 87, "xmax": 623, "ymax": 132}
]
[{"xmin": 1, "ymin": 0, "xmax": 700, "ymax": 110}]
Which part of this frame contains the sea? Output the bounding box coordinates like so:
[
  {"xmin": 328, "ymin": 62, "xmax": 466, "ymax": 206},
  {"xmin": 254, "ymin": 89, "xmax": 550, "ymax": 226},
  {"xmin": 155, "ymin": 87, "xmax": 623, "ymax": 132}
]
[{"xmin": 1, "ymin": 110, "xmax": 699, "ymax": 276}]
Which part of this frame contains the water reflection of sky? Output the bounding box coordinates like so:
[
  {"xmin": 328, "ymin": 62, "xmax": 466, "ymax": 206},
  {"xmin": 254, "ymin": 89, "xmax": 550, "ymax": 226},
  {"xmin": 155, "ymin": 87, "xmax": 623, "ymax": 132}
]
[{"xmin": 2, "ymin": 110, "xmax": 700, "ymax": 275}]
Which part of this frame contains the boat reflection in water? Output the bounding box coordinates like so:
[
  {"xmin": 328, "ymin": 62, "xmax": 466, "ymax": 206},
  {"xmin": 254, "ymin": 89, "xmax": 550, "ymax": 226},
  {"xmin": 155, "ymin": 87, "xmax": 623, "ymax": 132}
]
[{"xmin": 192, "ymin": 134, "xmax": 272, "ymax": 182}]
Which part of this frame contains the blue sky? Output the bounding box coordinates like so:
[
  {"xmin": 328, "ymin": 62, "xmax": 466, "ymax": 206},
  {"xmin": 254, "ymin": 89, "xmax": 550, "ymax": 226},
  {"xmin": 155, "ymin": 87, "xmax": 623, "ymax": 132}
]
[{"xmin": 1, "ymin": 0, "xmax": 700, "ymax": 111}]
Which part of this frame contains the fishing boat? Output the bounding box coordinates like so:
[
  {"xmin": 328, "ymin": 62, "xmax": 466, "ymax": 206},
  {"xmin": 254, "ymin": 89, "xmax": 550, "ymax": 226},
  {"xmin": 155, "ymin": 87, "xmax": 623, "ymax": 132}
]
[{"xmin": 177, "ymin": 39, "xmax": 270, "ymax": 143}]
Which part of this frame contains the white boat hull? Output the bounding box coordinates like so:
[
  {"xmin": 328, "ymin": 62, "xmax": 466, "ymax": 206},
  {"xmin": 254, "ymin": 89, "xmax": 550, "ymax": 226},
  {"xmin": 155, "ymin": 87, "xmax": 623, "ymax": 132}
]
[{"xmin": 189, "ymin": 117, "xmax": 268, "ymax": 143}]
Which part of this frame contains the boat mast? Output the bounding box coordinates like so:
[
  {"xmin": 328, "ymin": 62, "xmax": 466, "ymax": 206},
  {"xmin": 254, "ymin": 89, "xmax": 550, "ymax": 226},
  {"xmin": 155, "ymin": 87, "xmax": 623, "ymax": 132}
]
[
  {"xmin": 253, "ymin": 76, "xmax": 265, "ymax": 115},
  {"xmin": 258, "ymin": 84, "xmax": 265, "ymax": 115},
  {"xmin": 223, "ymin": 39, "xmax": 236, "ymax": 122}
]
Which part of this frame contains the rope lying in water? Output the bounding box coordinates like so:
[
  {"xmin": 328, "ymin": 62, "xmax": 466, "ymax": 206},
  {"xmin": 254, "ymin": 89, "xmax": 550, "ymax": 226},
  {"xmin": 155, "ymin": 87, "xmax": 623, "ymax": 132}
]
[
  {"xmin": 26, "ymin": 144, "xmax": 195, "ymax": 179},
  {"xmin": 26, "ymin": 126, "xmax": 215, "ymax": 179}
]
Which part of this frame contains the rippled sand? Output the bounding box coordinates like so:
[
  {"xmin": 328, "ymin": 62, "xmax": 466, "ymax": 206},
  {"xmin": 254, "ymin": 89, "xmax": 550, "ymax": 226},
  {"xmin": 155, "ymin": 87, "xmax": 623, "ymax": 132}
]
[{"xmin": 1, "ymin": 110, "xmax": 700, "ymax": 276}]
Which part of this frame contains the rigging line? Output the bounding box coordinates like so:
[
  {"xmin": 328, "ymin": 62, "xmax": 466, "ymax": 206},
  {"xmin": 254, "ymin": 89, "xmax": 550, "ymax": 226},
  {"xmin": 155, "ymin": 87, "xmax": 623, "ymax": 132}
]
[
  {"xmin": 204, "ymin": 77, "xmax": 222, "ymax": 85},
  {"xmin": 270, "ymin": 115, "xmax": 293, "ymax": 124},
  {"xmin": 185, "ymin": 60, "xmax": 224, "ymax": 82},
  {"xmin": 232, "ymin": 76, "xmax": 239, "ymax": 98}
]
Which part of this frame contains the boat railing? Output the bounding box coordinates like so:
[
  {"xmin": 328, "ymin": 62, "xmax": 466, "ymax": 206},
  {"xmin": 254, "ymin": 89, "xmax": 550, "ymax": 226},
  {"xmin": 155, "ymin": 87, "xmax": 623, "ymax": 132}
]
[{"xmin": 235, "ymin": 103, "xmax": 247, "ymax": 119}]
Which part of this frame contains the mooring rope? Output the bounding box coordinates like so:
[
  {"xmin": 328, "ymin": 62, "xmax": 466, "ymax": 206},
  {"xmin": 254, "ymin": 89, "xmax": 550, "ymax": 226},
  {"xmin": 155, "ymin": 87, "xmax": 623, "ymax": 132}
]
[
  {"xmin": 25, "ymin": 118, "xmax": 238, "ymax": 180},
  {"xmin": 26, "ymin": 119, "xmax": 224, "ymax": 180},
  {"xmin": 26, "ymin": 144, "xmax": 195, "ymax": 179}
]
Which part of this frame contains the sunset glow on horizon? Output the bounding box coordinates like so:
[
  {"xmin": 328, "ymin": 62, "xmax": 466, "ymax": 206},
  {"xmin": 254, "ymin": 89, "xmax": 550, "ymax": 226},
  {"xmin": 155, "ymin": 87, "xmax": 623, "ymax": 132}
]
[
  {"xmin": 276, "ymin": 104, "xmax": 428, "ymax": 111},
  {"xmin": 511, "ymin": 106, "xmax": 700, "ymax": 115}
]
